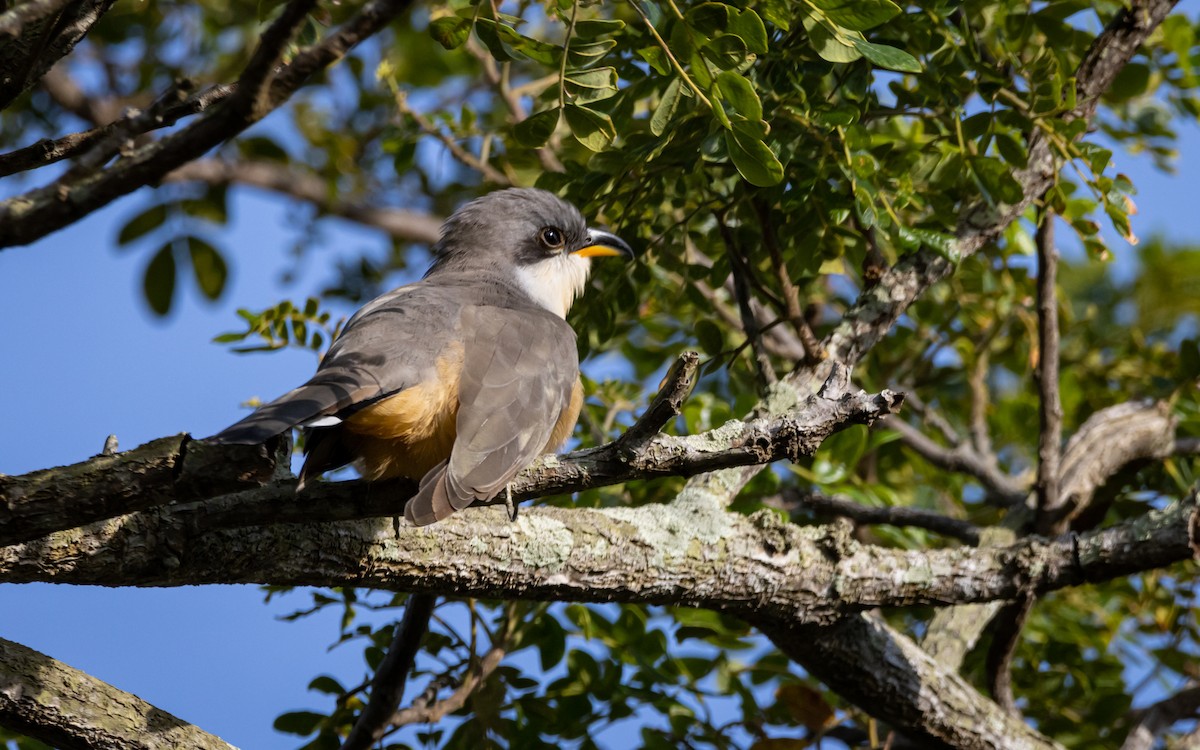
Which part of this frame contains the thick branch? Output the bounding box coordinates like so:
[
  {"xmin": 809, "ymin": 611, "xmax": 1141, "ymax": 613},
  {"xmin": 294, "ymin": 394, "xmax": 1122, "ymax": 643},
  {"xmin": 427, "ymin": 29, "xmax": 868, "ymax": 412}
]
[
  {"xmin": 0, "ymin": 637, "xmax": 236, "ymax": 750},
  {"xmin": 0, "ymin": 0, "xmax": 115, "ymax": 112},
  {"xmin": 760, "ymin": 614, "xmax": 1064, "ymax": 750},
  {"xmin": 1, "ymin": 489, "xmax": 1194, "ymax": 622},
  {"xmin": 1051, "ymin": 400, "xmax": 1178, "ymax": 530},
  {"xmin": 0, "ymin": 385, "xmax": 901, "ymax": 547}
]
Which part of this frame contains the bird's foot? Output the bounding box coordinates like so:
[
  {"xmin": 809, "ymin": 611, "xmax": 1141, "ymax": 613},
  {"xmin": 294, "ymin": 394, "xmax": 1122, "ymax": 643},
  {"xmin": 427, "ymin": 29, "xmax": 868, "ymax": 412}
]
[{"xmin": 505, "ymin": 483, "xmax": 518, "ymax": 522}]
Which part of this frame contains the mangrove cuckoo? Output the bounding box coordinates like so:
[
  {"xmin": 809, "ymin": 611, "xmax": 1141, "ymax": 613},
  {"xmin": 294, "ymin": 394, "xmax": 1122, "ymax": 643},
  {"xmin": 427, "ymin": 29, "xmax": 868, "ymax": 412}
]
[{"xmin": 211, "ymin": 188, "xmax": 633, "ymax": 525}]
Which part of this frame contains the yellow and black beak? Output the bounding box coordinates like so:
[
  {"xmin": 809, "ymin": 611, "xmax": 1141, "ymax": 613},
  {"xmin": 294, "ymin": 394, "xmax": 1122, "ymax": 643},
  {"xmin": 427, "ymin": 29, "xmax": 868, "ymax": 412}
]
[{"xmin": 572, "ymin": 228, "xmax": 635, "ymax": 259}]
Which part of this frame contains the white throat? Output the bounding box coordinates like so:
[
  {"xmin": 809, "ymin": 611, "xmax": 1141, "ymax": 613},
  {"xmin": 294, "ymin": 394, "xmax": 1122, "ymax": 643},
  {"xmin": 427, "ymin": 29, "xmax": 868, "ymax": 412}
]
[{"xmin": 514, "ymin": 253, "xmax": 592, "ymax": 318}]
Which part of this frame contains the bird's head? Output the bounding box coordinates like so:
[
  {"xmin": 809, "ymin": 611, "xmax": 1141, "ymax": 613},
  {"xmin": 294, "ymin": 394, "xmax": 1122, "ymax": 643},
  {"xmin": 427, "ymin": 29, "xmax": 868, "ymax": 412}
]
[{"xmin": 428, "ymin": 188, "xmax": 634, "ymax": 318}]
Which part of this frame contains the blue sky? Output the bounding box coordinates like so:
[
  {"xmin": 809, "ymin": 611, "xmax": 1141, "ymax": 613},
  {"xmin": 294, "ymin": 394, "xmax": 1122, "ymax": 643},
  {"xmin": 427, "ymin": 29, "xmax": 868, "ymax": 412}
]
[{"xmin": 2, "ymin": 113, "xmax": 1199, "ymax": 747}]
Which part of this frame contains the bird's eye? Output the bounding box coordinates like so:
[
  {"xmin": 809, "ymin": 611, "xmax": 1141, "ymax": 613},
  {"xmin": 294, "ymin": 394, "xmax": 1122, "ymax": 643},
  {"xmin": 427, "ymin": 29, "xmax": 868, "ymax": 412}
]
[{"xmin": 538, "ymin": 226, "xmax": 565, "ymax": 250}]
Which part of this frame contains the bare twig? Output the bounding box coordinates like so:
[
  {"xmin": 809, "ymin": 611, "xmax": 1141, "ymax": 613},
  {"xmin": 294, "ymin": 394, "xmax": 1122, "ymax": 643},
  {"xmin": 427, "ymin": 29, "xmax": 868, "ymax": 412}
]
[
  {"xmin": 165, "ymin": 159, "xmax": 443, "ymax": 244},
  {"xmin": 756, "ymin": 199, "xmax": 824, "ymax": 363},
  {"xmin": 389, "ymin": 646, "xmax": 506, "ymax": 727},
  {"xmin": 1034, "ymin": 207, "xmax": 1063, "ymax": 533},
  {"xmin": 774, "ymin": 488, "xmax": 982, "ymax": 544},
  {"xmin": 0, "ymin": 0, "xmax": 116, "ymax": 112},
  {"xmin": 391, "ymin": 90, "xmax": 511, "ymax": 185},
  {"xmin": 40, "ymin": 65, "xmax": 125, "ymax": 125},
  {"xmin": 883, "ymin": 416, "xmax": 1027, "ymax": 505},
  {"xmin": 717, "ymin": 211, "xmax": 777, "ymax": 390},
  {"xmin": 967, "ymin": 348, "xmax": 994, "ymax": 457},
  {"xmin": 463, "ymin": 36, "xmax": 564, "ymax": 174},
  {"xmin": 615, "ymin": 351, "xmax": 699, "ymax": 449},
  {"xmin": 233, "ymin": 0, "xmax": 316, "ymax": 119},
  {"xmin": 340, "ymin": 594, "xmax": 438, "ymax": 750},
  {"xmin": 1120, "ymin": 684, "xmax": 1200, "ymax": 750}
]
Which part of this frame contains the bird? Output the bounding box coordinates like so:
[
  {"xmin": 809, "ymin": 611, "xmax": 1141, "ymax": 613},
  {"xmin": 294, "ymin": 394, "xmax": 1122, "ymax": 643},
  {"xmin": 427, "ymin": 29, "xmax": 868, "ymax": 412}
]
[{"xmin": 209, "ymin": 188, "xmax": 633, "ymax": 525}]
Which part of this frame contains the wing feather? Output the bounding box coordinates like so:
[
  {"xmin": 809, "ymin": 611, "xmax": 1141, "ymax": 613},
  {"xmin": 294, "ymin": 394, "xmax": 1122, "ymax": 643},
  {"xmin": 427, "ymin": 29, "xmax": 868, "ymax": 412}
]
[
  {"xmin": 210, "ymin": 283, "xmax": 463, "ymax": 445},
  {"xmin": 404, "ymin": 306, "xmax": 578, "ymax": 525}
]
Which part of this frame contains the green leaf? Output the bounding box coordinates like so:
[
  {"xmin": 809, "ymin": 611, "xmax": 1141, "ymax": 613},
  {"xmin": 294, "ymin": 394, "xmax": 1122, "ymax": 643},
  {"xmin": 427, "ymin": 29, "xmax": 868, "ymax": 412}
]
[
  {"xmin": 563, "ymin": 104, "xmax": 616, "ymax": 151},
  {"xmin": 186, "ymin": 236, "xmax": 227, "ymax": 301},
  {"xmin": 1107, "ymin": 62, "xmax": 1151, "ymax": 102},
  {"xmin": 474, "ymin": 19, "xmax": 516, "ymax": 61},
  {"xmin": 307, "ymin": 675, "xmax": 345, "ymax": 695},
  {"xmin": 716, "ymin": 71, "xmax": 763, "ymax": 121},
  {"xmin": 695, "ymin": 319, "xmax": 725, "ymax": 355},
  {"xmin": 574, "ymin": 19, "xmax": 626, "ymax": 37},
  {"xmin": 896, "ymin": 226, "xmax": 959, "ymax": 262},
  {"xmin": 759, "ymin": 0, "xmax": 792, "ymax": 30},
  {"xmin": 725, "ymin": 124, "xmax": 784, "ymax": 186},
  {"xmin": 651, "ymin": 77, "xmax": 685, "ymax": 137},
  {"xmin": 727, "ymin": 8, "xmax": 769, "ymax": 53},
  {"xmin": 511, "ymin": 33, "xmax": 560, "ymax": 65},
  {"xmin": 969, "ymin": 156, "xmax": 1023, "ymax": 204},
  {"xmin": 850, "ymin": 37, "xmax": 921, "ymax": 72},
  {"xmin": 806, "ymin": 0, "xmax": 901, "ymax": 31},
  {"xmin": 802, "ymin": 15, "xmax": 862, "ymax": 63},
  {"xmin": 143, "ymin": 243, "xmax": 176, "ymax": 316},
  {"xmin": 994, "ymin": 133, "xmax": 1028, "ymax": 168},
  {"xmin": 513, "ymin": 107, "xmax": 561, "ymax": 148},
  {"xmin": 567, "ymin": 39, "xmax": 617, "ymax": 68},
  {"xmin": 273, "ymin": 711, "xmax": 325, "ymax": 736},
  {"xmin": 565, "ymin": 67, "xmax": 619, "ymax": 103},
  {"xmin": 687, "ymin": 3, "xmax": 730, "ymax": 35},
  {"xmin": 429, "ymin": 15, "xmax": 471, "ymax": 50},
  {"xmin": 565, "ymin": 67, "xmax": 617, "ymax": 89},
  {"xmin": 118, "ymin": 203, "xmax": 168, "ymax": 246},
  {"xmin": 1179, "ymin": 338, "xmax": 1200, "ymax": 381},
  {"xmin": 637, "ymin": 46, "xmax": 671, "ymax": 76},
  {"xmin": 236, "ymin": 135, "xmax": 289, "ymax": 163}
]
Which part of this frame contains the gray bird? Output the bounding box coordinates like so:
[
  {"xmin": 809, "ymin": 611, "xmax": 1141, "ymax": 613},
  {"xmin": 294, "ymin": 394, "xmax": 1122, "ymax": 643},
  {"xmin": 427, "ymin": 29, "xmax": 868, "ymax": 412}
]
[{"xmin": 211, "ymin": 188, "xmax": 633, "ymax": 525}]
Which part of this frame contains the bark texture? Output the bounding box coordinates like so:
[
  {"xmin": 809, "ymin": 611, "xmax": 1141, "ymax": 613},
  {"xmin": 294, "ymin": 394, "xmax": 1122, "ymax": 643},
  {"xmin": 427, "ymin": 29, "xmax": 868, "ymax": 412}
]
[{"xmin": 0, "ymin": 637, "xmax": 237, "ymax": 750}]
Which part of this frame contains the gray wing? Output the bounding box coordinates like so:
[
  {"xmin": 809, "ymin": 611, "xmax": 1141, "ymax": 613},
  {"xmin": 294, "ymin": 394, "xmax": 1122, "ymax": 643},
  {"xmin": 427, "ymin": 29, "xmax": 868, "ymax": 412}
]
[
  {"xmin": 405, "ymin": 306, "xmax": 578, "ymax": 525},
  {"xmin": 210, "ymin": 284, "xmax": 461, "ymax": 444}
]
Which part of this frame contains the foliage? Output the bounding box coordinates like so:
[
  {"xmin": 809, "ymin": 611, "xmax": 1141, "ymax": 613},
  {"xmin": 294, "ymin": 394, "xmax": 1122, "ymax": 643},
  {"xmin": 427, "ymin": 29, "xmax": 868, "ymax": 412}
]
[{"xmin": 3, "ymin": 0, "xmax": 1199, "ymax": 748}]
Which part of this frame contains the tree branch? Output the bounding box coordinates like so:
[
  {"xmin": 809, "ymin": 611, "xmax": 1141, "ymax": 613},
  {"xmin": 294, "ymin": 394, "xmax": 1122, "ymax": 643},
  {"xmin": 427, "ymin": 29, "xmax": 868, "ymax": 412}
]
[
  {"xmin": 818, "ymin": 0, "xmax": 1180, "ymax": 369},
  {"xmin": 391, "ymin": 90, "xmax": 511, "ymax": 186},
  {"xmin": 163, "ymin": 159, "xmax": 444, "ymax": 244},
  {"xmin": 1120, "ymin": 684, "xmax": 1200, "ymax": 750},
  {"xmin": 1035, "ymin": 208, "xmax": 1063, "ymax": 533},
  {"xmin": 0, "ymin": 636, "xmax": 236, "ymax": 749},
  {"xmin": 0, "ymin": 0, "xmax": 115, "ymax": 112},
  {"xmin": 759, "ymin": 613, "xmax": 1064, "ymax": 750},
  {"xmin": 1052, "ymin": 400, "xmax": 1178, "ymax": 530},
  {"xmin": 717, "ymin": 212, "xmax": 777, "ymax": 390},
  {"xmin": 1, "ymin": 486, "xmax": 1194, "ymax": 622},
  {"xmin": 340, "ymin": 594, "xmax": 437, "ymax": 750},
  {"xmin": 772, "ymin": 488, "xmax": 982, "ymax": 544},
  {"xmin": 0, "ymin": 0, "xmax": 416, "ymax": 249},
  {"xmin": 883, "ymin": 416, "xmax": 1028, "ymax": 506},
  {"xmin": 0, "ymin": 382, "xmax": 901, "ymax": 547}
]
